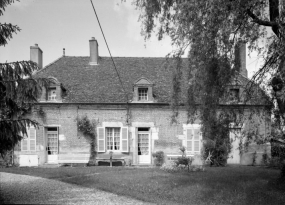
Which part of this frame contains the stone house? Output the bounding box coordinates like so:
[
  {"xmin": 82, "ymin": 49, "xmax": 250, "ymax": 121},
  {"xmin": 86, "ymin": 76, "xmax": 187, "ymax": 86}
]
[{"xmin": 14, "ymin": 38, "xmax": 271, "ymax": 166}]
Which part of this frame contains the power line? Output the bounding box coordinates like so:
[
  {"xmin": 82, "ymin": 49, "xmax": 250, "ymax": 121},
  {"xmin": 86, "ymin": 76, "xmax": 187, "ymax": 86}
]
[{"xmin": 89, "ymin": 0, "xmax": 129, "ymax": 102}]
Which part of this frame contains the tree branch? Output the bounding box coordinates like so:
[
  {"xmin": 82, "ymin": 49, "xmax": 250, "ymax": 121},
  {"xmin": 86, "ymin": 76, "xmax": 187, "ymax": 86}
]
[{"xmin": 246, "ymin": 9, "xmax": 278, "ymax": 27}]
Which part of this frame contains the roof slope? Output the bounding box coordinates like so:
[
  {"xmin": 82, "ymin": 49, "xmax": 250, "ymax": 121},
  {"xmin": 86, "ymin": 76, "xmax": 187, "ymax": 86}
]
[
  {"xmin": 35, "ymin": 56, "xmax": 189, "ymax": 103},
  {"xmin": 35, "ymin": 56, "xmax": 269, "ymax": 105}
]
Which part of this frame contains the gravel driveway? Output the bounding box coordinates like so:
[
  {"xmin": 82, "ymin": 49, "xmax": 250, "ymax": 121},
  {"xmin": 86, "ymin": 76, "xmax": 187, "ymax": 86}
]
[{"xmin": 0, "ymin": 172, "xmax": 154, "ymax": 204}]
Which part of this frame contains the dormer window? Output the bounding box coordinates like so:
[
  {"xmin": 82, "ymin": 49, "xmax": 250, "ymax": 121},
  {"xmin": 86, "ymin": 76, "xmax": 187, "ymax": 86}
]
[
  {"xmin": 138, "ymin": 88, "xmax": 148, "ymax": 101},
  {"xmin": 40, "ymin": 77, "xmax": 65, "ymax": 103},
  {"xmin": 229, "ymin": 88, "xmax": 239, "ymax": 101},
  {"xmin": 47, "ymin": 88, "xmax": 57, "ymax": 101},
  {"xmin": 132, "ymin": 77, "xmax": 154, "ymax": 103}
]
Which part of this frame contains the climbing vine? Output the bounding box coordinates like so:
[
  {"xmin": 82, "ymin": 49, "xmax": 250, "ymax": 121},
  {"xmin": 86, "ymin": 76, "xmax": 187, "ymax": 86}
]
[{"xmin": 77, "ymin": 115, "xmax": 97, "ymax": 165}]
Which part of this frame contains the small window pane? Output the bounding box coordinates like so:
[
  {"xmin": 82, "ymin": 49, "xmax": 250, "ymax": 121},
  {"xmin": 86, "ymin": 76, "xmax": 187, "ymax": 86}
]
[{"xmin": 138, "ymin": 88, "xmax": 148, "ymax": 101}]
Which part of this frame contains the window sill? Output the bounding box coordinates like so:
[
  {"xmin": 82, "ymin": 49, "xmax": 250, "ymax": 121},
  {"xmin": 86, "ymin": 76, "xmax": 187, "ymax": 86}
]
[{"xmin": 131, "ymin": 100, "xmax": 154, "ymax": 103}]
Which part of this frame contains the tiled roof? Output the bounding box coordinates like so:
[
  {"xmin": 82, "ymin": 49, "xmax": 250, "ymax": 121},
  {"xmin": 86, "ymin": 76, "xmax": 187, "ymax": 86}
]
[
  {"xmin": 35, "ymin": 56, "xmax": 189, "ymax": 103},
  {"xmin": 35, "ymin": 56, "xmax": 269, "ymax": 105}
]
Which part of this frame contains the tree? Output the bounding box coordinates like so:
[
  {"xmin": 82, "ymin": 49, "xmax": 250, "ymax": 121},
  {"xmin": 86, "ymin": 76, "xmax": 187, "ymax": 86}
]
[
  {"xmin": 0, "ymin": 0, "xmax": 50, "ymax": 164},
  {"xmin": 133, "ymin": 0, "xmax": 282, "ymax": 165}
]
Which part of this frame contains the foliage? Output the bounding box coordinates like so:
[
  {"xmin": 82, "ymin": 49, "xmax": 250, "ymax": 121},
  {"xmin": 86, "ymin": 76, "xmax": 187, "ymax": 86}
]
[
  {"xmin": 133, "ymin": 0, "xmax": 285, "ymax": 167},
  {"xmin": 0, "ymin": 0, "xmax": 50, "ymax": 161},
  {"xmin": 77, "ymin": 115, "xmax": 97, "ymax": 165},
  {"xmin": 280, "ymin": 161, "xmax": 285, "ymax": 181},
  {"xmin": 160, "ymin": 160, "xmax": 182, "ymax": 173},
  {"xmin": 262, "ymin": 149, "xmax": 270, "ymax": 166},
  {"xmin": 202, "ymin": 118, "xmax": 232, "ymax": 166},
  {"xmin": 174, "ymin": 146, "xmax": 193, "ymax": 171},
  {"xmin": 152, "ymin": 151, "xmax": 165, "ymax": 166}
]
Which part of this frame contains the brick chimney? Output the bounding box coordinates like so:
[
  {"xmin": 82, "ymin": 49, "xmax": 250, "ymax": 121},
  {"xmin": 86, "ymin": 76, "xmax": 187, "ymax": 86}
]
[
  {"xmin": 30, "ymin": 44, "xmax": 43, "ymax": 69},
  {"xmin": 89, "ymin": 37, "xmax": 99, "ymax": 65},
  {"xmin": 235, "ymin": 42, "xmax": 248, "ymax": 78}
]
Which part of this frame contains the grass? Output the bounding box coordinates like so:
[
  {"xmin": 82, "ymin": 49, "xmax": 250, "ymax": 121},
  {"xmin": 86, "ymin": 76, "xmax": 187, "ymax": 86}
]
[{"xmin": 1, "ymin": 165, "xmax": 285, "ymax": 205}]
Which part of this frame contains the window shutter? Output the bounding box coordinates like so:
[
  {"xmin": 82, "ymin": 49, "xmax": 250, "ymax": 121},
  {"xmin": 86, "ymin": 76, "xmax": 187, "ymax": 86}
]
[
  {"xmin": 21, "ymin": 134, "xmax": 29, "ymax": 151},
  {"xmin": 186, "ymin": 129, "xmax": 193, "ymax": 152},
  {"xmin": 194, "ymin": 129, "xmax": 200, "ymax": 152},
  {"xmin": 121, "ymin": 127, "xmax": 128, "ymax": 152},
  {"xmin": 29, "ymin": 127, "xmax": 36, "ymax": 151},
  {"xmin": 97, "ymin": 127, "xmax": 105, "ymax": 152}
]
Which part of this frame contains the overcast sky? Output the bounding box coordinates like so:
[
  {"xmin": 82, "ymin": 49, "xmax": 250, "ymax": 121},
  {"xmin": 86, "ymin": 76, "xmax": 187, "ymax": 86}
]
[{"xmin": 0, "ymin": 0, "xmax": 262, "ymax": 78}]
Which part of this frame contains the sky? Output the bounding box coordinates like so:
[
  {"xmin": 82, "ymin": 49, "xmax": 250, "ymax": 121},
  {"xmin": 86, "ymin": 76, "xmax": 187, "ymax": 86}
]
[{"xmin": 0, "ymin": 0, "xmax": 262, "ymax": 78}]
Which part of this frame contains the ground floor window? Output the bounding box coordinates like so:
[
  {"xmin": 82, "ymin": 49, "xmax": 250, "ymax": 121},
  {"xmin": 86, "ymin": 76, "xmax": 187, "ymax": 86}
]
[
  {"xmin": 185, "ymin": 125, "xmax": 202, "ymax": 153},
  {"xmin": 97, "ymin": 126, "xmax": 128, "ymax": 152},
  {"xmin": 106, "ymin": 128, "xmax": 120, "ymax": 151}
]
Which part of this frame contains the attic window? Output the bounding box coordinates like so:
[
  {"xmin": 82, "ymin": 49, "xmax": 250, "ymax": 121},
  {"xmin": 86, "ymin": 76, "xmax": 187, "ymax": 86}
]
[
  {"xmin": 138, "ymin": 88, "xmax": 148, "ymax": 101},
  {"xmin": 229, "ymin": 88, "xmax": 239, "ymax": 101},
  {"xmin": 47, "ymin": 88, "xmax": 57, "ymax": 101},
  {"xmin": 133, "ymin": 77, "xmax": 154, "ymax": 103}
]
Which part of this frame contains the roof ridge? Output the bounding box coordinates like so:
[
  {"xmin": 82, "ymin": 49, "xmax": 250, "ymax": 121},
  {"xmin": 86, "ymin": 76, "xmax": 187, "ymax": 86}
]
[{"xmin": 35, "ymin": 56, "xmax": 64, "ymax": 75}]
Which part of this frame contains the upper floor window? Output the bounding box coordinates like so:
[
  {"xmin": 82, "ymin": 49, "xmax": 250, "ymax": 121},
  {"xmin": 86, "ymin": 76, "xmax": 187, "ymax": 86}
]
[
  {"xmin": 39, "ymin": 77, "xmax": 65, "ymax": 103},
  {"xmin": 138, "ymin": 88, "xmax": 148, "ymax": 101},
  {"xmin": 47, "ymin": 88, "xmax": 57, "ymax": 101},
  {"xmin": 229, "ymin": 88, "xmax": 239, "ymax": 101},
  {"xmin": 132, "ymin": 77, "xmax": 154, "ymax": 103}
]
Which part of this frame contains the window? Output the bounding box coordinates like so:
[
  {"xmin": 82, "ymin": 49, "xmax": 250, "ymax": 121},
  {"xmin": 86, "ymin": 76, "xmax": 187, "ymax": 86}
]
[
  {"xmin": 106, "ymin": 128, "xmax": 120, "ymax": 151},
  {"xmin": 97, "ymin": 126, "xmax": 128, "ymax": 152},
  {"xmin": 186, "ymin": 128, "xmax": 201, "ymax": 153},
  {"xmin": 21, "ymin": 127, "xmax": 36, "ymax": 151},
  {"xmin": 47, "ymin": 88, "xmax": 56, "ymax": 101},
  {"xmin": 229, "ymin": 88, "xmax": 239, "ymax": 101},
  {"xmin": 133, "ymin": 77, "xmax": 154, "ymax": 102},
  {"xmin": 138, "ymin": 88, "xmax": 148, "ymax": 101}
]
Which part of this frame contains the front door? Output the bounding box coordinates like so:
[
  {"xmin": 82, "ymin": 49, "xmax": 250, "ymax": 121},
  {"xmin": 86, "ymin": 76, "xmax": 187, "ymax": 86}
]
[
  {"xmin": 47, "ymin": 127, "xmax": 58, "ymax": 163},
  {"xmin": 138, "ymin": 133, "xmax": 150, "ymax": 164}
]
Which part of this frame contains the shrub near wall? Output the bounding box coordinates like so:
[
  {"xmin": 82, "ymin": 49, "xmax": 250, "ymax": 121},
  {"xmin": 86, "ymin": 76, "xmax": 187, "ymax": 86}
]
[{"xmin": 152, "ymin": 151, "xmax": 165, "ymax": 166}]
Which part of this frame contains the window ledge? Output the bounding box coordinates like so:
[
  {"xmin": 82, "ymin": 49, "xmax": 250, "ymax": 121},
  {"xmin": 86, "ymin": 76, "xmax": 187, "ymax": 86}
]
[{"xmin": 131, "ymin": 101, "xmax": 154, "ymax": 103}]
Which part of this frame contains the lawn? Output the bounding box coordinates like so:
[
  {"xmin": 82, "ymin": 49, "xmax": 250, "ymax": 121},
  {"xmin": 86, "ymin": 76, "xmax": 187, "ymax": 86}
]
[{"xmin": 1, "ymin": 165, "xmax": 284, "ymax": 205}]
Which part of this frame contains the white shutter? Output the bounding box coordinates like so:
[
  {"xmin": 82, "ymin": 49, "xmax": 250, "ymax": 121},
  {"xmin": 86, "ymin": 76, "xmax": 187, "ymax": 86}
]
[
  {"xmin": 97, "ymin": 127, "xmax": 105, "ymax": 152},
  {"xmin": 186, "ymin": 129, "xmax": 193, "ymax": 152},
  {"xmin": 29, "ymin": 127, "xmax": 36, "ymax": 151},
  {"xmin": 194, "ymin": 129, "xmax": 200, "ymax": 152},
  {"xmin": 121, "ymin": 127, "xmax": 128, "ymax": 152},
  {"xmin": 21, "ymin": 134, "xmax": 29, "ymax": 151}
]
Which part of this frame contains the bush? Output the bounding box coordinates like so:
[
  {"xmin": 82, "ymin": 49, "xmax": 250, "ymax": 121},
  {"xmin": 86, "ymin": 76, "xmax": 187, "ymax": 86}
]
[
  {"xmin": 152, "ymin": 151, "xmax": 165, "ymax": 166},
  {"xmin": 262, "ymin": 150, "xmax": 270, "ymax": 166},
  {"xmin": 160, "ymin": 161, "xmax": 183, "ymax": 173}
]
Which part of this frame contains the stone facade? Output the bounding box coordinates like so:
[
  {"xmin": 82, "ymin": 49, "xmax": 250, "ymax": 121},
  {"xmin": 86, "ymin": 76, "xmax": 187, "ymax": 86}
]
[{"xmin": 14, "ymin": 103, "xmax": 271, "ymax": 166}]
